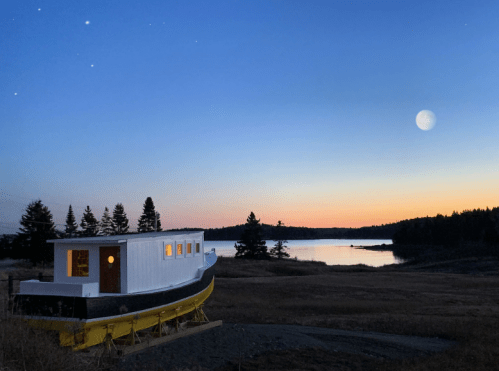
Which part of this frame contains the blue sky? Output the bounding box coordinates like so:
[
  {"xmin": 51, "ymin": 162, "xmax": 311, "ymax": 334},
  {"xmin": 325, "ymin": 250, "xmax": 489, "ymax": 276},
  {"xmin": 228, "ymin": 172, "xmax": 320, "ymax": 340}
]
[{"xmin": 1, "ymin": 0, "xmax": 498, "ymax": 234}]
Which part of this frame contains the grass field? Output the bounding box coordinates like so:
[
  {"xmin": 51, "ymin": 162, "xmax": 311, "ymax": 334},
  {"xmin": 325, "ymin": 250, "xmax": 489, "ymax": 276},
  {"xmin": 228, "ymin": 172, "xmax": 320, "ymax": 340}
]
[
  {"xmin": 1, "ymin": 256, "xmax": 498, "ymax": 370},
  {"xmin": 206, "ymin": 257, "xmax": 499, "ymax": 370}
]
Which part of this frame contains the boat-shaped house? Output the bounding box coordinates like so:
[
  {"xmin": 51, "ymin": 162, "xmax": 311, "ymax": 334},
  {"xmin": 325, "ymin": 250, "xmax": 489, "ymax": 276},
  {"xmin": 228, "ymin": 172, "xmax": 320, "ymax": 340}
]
[{"xmin": 15, "ymin": 231, "xmax": 217, "ymax": 350}]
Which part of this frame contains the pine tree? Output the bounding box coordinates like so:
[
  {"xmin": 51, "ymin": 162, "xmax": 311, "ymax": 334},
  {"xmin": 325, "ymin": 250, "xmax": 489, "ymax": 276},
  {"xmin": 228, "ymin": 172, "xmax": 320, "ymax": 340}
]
[
  {"xmin": 17, "ymin": 200, "xmax": 57, "ymax": 265},
  {"xmin": 64, "ymin": 205, "xmax": 78, "ymax": 237},
  {"xmin": 80, "ymin": 206, "xmax": 99, "ymax": 237},
  {"xmin": 112, "ymin": 203, "xmax": 129, "ymax": 235},
  {"xmin": 234, "ymin": 212, "xmax": 269, "ymax": 259},
  {"xmin": 100, "ymin": 207, "xmax": 114, "ymax": 236},
  {"xmin": 137, "ymin": 197, "xmax": 162, "ymax": 233},
  {"xmin": 0, "ymin": 235, "xmax": 11, "ymax": 259},
  {"xmin": 270, "ymin": 220, "xmax": 289, "ymax": 259}
]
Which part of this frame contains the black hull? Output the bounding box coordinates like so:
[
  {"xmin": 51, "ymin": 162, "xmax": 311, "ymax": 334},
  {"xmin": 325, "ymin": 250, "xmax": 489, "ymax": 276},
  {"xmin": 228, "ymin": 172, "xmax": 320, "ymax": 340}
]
[{"xmin": 15, "ymin": 265, "xmax": 215, "ymax": 320}]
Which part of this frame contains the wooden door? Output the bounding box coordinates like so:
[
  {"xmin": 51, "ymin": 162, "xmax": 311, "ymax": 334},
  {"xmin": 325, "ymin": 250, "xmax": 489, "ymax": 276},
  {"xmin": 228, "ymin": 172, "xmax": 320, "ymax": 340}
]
[{"xmin": 100, "ymin": 246, "xmax": 120, "ymax": 293}]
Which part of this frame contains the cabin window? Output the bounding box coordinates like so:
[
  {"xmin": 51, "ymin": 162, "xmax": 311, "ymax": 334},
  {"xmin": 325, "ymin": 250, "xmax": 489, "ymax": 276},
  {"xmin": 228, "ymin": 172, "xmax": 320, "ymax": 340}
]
[
  {"xmin": 195, "ymin": 243, "xmax": 200, "ymax": 254},
  {"xmin": 177, "ymin": 243, "xmax": 183, "ymax": 256},
  {"xmin": 165, "ymin": 244, "xmax": 173, "ymax": 258},
  {"xmin": 186, "ymin": 243, "xmax": 192, "ymax": 255},
  {"xmin": 67, "ymin": 250, "xmax": 89, "ymax": 277}
]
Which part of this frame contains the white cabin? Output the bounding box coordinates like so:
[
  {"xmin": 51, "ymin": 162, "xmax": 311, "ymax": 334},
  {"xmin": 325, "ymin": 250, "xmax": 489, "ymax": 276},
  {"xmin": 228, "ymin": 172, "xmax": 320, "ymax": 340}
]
[{"xmin": 20, "ymin": 231, "xmax": 209, "ymax": 298}]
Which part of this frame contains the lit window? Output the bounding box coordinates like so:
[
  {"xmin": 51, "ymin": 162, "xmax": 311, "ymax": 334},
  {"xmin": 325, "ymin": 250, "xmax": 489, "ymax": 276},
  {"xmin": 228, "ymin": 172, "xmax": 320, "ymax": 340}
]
[
  {"xmin": 67, "ymin": 250, "xmax": 89, "ymax": 277},
  {"xmin": 195, "ymin": 243, "xmax": 200, "ymax": 253},
  {"xmin": 187, "ymin": 243, "xmax": 192, "ymax": 254},
  {"xmin": 165, "ymin": 244, "xmax": 172, "ymax": 257},
  {"xmin": 177, "ymin": 243, "xmax": 183, "ymax": 255}
]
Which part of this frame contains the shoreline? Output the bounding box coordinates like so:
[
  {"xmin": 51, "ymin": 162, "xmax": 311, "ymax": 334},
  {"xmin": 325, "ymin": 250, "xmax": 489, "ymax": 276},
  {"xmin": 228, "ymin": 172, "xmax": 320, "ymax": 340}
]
[{"xmin": 354, "ymin": 243, "xmax": 394, "ymax": 251}]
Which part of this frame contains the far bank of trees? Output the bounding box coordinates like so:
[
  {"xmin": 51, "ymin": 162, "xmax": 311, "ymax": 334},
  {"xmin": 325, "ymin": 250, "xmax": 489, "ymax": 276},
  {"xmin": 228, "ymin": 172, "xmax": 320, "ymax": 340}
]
[
  {"xmin": 391, "ymin": 208, "xmax": 499, "ymax": 261},
  {"xmin": 393, "ymin": 208, "xmax": 499, "ymax": 246},
  {"xmin": 201, "ymin": 222, "xmax": 399, "ymax": 241}
]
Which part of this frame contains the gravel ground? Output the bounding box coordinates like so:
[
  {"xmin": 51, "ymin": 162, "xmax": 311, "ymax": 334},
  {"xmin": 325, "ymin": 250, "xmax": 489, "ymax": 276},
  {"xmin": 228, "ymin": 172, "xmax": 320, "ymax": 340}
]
[{"xmin": 115, "ymin": 323, "xmax": 456, "ymax": 371}]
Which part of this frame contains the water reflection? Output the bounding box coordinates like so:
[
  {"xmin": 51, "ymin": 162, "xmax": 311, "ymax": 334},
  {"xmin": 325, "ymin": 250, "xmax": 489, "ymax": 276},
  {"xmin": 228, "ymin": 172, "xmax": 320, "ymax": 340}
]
[{"xmin": 205, "ymin": 239, "xmax": 401, "ymax": 267}]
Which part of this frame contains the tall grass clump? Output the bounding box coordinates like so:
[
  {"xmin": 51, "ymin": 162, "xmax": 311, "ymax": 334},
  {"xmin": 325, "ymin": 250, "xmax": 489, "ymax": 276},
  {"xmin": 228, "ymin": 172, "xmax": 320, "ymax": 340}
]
[{"xmin": 0, "ymin": 293, "xmax": 113, "ymax": 371}]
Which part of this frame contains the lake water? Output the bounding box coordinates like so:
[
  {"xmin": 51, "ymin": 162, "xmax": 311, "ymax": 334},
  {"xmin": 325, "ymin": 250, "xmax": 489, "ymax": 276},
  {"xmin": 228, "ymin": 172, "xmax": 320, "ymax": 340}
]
[{"xmin": 205, "ymin": 239, "xmax": 400, "ymax": 267}]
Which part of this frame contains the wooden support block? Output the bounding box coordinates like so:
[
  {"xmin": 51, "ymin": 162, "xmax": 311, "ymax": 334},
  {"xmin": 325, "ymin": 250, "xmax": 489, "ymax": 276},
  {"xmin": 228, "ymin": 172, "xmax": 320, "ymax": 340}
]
[{"xmin": 119, "ymin": 320, "xmax": 223, "ymax": 356}]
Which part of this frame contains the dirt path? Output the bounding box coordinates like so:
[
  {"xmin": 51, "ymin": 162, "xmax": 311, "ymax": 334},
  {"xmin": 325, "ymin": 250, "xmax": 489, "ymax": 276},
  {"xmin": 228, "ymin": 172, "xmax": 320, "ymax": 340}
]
[{"xmin": 115, "ymin": 323, "xmax": 456, "ymax": 371}]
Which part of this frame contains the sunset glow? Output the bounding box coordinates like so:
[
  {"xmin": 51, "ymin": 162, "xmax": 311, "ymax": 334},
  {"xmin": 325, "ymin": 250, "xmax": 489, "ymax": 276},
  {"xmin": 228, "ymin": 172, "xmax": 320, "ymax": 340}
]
[{"xmin": 1, "ymin": 1, "xmax": 498, "ymax": 234}]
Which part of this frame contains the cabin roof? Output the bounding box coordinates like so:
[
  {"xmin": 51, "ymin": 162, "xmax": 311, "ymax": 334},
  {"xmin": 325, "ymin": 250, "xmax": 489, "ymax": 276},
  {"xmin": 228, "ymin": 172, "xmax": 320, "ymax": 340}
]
[{"xmin": 47, "ymin": 231, "xmax": 203, "ymax": 244}]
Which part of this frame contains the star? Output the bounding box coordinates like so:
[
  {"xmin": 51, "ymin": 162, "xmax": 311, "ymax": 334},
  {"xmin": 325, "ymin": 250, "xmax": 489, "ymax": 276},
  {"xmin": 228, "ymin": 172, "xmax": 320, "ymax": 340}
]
[
  {"xmin": 85, "ymin": 21, "xmax": 90, "ymax": 25},
  {"xmin": 14, "ymin": 93, "xmax": 17, "ymax": 95},
  {"xmin": 90, "ymin": 64, "xmax": 94, "ymax": 67},
  {"xmin": 38, "ymin": 8, "xmax": 41, "ymax": 11}
]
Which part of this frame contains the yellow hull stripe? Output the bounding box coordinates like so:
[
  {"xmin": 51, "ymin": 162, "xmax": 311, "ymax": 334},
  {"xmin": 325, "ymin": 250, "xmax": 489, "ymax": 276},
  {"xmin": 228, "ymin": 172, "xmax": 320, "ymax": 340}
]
[{"xmin": 26, "ymin": 278, "xmax": 214, "ymax": 350}]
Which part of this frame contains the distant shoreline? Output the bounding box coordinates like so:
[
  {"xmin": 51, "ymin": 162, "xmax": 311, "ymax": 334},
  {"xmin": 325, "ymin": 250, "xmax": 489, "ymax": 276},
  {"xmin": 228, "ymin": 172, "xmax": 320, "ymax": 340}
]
[{"xmin": 355, "ymin": 244, "xmax": 394, "ymax": 251}]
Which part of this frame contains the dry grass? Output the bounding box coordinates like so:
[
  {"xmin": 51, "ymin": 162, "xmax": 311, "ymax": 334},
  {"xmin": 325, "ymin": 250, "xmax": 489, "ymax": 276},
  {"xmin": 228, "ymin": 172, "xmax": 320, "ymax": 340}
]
[
  {"xmin": 207, "ymin": 257, "xmax": 499, "ymax": 371},
  {"xmin": 0, "ymin": 262, "xmax": 116, "ymax": 371},
  {"xmin": 1, "ymin": 257, "xmax": 498, "ymax": 370},
  {"xmin": 214, "ymin": 256, "xmax": 362, "ymax": 278}
]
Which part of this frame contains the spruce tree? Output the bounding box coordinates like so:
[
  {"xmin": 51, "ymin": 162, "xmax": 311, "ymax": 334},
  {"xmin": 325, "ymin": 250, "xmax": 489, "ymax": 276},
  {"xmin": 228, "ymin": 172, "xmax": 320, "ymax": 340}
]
[
  {"xmin": 80, "ymin": 206, "xmax": 99, "ymax": 237},
  {"xmin": 100, "ymin": 207, "xmax": 114, "ymax": 236},
  {"xmin": 234, "ymin": 212, "xmax": 269, "ymax": 259},
  {"xmin": 112, "ymin": 203, "xmax": 129, "ymax": 235},
  {"xmin": 17, "ymin": 200, "xmax": 57, "ymax": 265},
  {"xmin": 64, "ymin": 205, "xmax": 78, "ymax": 237},
  {"xmin": 270, "ymin": 220, "xmax": 289, "ymax": 259},
  {"xmin": 137, "ymin": 197, "xmax": 162, "ymax": 233}
]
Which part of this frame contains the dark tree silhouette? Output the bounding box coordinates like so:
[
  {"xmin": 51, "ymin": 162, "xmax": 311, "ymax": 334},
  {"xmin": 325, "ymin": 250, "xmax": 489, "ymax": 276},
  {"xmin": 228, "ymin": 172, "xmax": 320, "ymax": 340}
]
[
  {"xmin": 138, "ymin": 197, "xmax": 161, "ymax": 233},
  {"xmin": 270, "ymin": 220, "xmax": 289, "ymax": 259},
  {"xmin": 17, "ymin": 200, "xmax": 57, "ymax": 265},
  {"xmin": 80, "ymin": 206, "xmax": 99, "ymax": 237},
  {"xmin": 234, "ymin": 212, "xmax": 269, "ymax": 259},
  {"xmin": 100, "ymin": 207, "xmax": 114, "ymax": 236},
  {"xmin": 112, "ymin": 203, "xmax": 129, "ymax": 235},
  {"xmin": 64, "ymin": 205, "xmax": 78, "ymax": 237},
  {"xmin": 391, "ymin": 207, "xmax": 499, "ymax": 261},
  {"xmin": 0, "ymin": 235, "xmax": 14, "ymax": 259}
]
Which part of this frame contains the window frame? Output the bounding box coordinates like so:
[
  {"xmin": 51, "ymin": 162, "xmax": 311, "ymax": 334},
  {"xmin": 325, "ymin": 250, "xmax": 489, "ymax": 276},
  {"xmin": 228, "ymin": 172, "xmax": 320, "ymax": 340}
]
[
  {"xmin": 164, "ymin": 242, "xmax": 174, "ymax": 260},
  {"xmin": 67, "ymin": 249, "xmax": 90, "ymax": 277},
  {"xmin": 186, "ymin": 240, "xmax": 193, "ymax": 257},
  {"xmin": 194, "ymin": 241, "xmax": 202, "ymax": 255},
  {"xmin": 175, "ymin": 240, "xmax": 184, "ymax": 259}
]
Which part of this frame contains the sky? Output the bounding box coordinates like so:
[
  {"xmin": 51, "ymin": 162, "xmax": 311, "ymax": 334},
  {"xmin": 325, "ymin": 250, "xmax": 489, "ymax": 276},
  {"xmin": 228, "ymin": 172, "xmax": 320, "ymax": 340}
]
[{"xmin": 1, "ymin": 0, "xmax": 499, "ymax": 234}]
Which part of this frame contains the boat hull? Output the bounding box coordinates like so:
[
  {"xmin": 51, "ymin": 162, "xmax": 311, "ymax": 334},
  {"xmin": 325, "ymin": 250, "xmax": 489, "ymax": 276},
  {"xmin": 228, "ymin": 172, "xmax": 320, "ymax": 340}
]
[{"xmin": 15, "ymin": 265, "xmax": 216, "ymax": 350}]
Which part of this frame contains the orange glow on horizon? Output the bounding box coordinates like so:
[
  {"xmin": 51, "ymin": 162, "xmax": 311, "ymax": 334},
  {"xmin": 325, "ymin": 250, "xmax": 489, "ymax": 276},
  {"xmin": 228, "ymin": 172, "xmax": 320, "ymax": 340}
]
[{"xmin": 156, "ymin": 188, "xmax": 498, "ymax": 230}]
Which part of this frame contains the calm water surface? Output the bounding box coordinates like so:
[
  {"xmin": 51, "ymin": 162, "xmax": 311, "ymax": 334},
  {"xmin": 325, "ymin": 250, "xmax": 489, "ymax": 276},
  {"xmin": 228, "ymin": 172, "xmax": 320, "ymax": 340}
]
[{"xmin": 205, "ymin": 239, "xmax": 400, "ymax": 267}]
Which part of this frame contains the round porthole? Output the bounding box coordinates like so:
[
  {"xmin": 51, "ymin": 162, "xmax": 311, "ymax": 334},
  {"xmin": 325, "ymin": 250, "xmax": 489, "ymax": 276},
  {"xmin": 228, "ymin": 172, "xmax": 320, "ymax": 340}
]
[{"xmin": 108, "ymin": 256, "xmax": 114, "ymax": 264}]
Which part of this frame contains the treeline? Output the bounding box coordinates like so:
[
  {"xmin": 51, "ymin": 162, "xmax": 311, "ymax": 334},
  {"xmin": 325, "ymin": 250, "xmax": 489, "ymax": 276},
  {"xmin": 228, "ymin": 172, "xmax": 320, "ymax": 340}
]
[
  {"xmin": 170, "ymin": 222, "xmax": 401, "ymax": 241},
  {"xmin": 391, "ymin": 208, "xmax": 499, "ymax": 261},
  {"xmin": 393, "ymin": 208, "xmax": 499, "ymax": 246},
  {"xmin": 0, "ymin": 197, "xmax": 163, "ymax": 264}
]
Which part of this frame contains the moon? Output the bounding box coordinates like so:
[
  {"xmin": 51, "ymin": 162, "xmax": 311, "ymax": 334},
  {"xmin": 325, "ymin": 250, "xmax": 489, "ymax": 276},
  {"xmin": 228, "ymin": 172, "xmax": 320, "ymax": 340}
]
[{"xmin": 416, "ymin": 110, "xmax": 436, "ymax": 131}]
